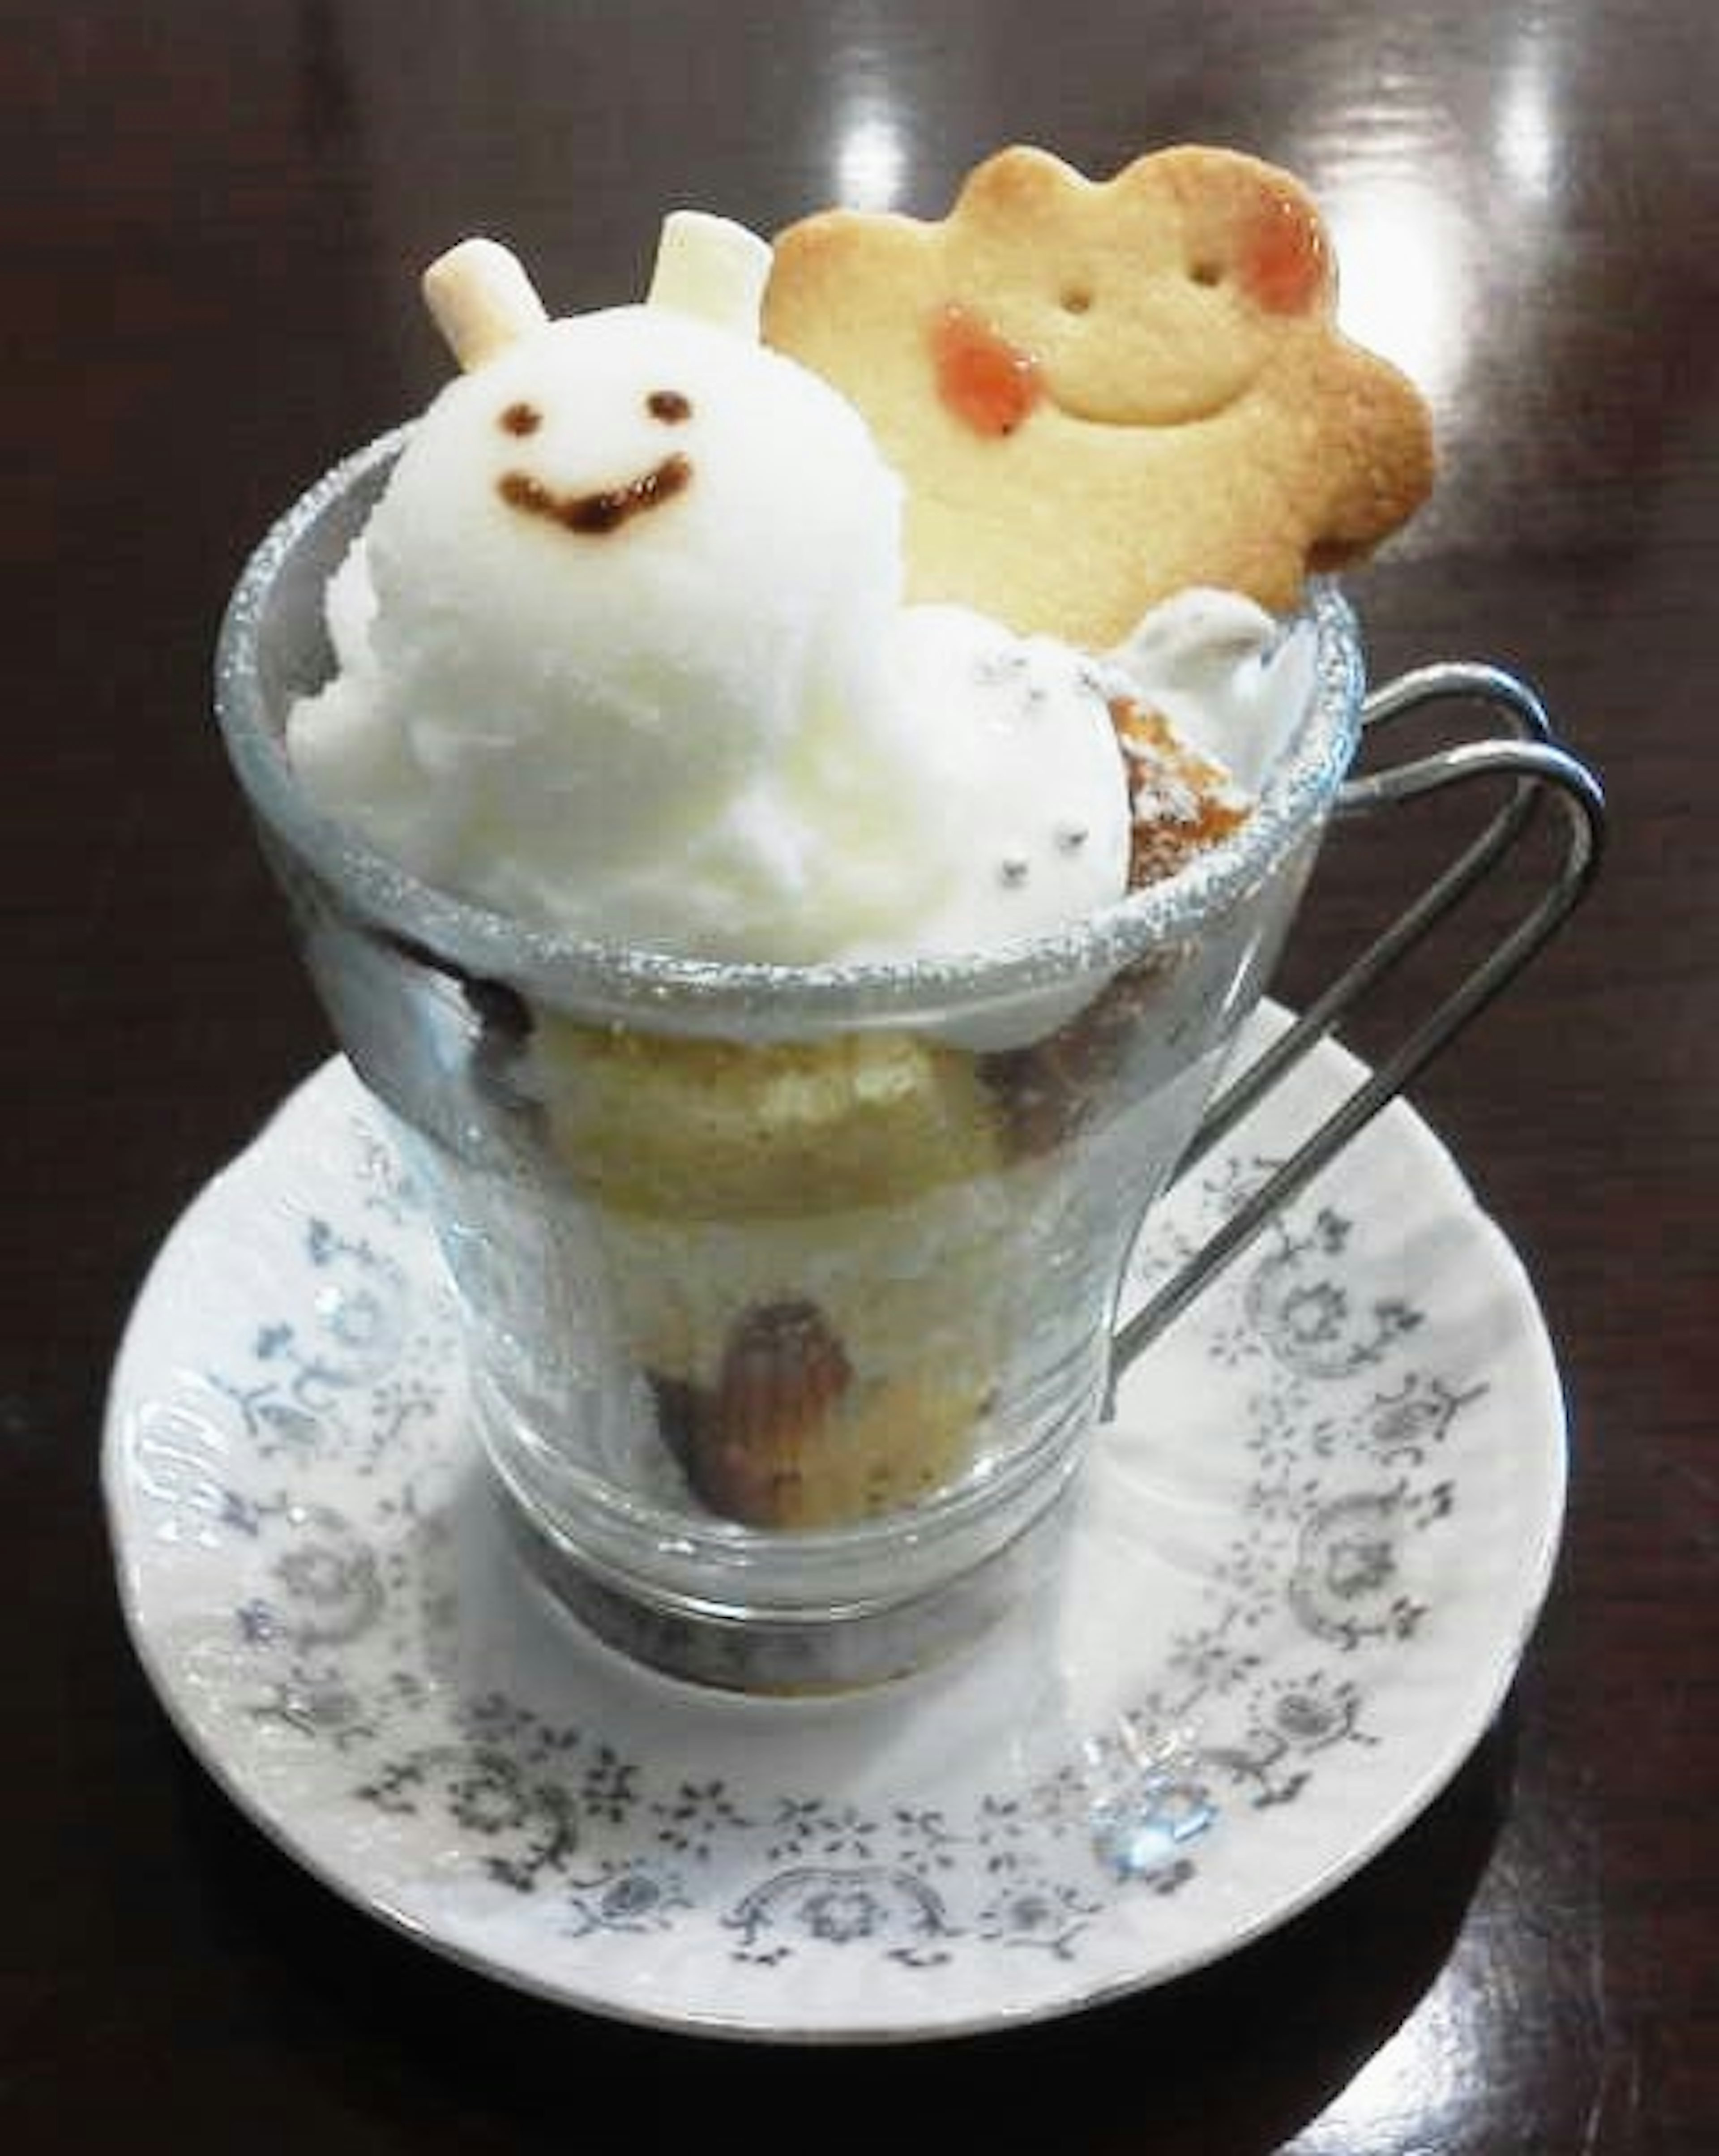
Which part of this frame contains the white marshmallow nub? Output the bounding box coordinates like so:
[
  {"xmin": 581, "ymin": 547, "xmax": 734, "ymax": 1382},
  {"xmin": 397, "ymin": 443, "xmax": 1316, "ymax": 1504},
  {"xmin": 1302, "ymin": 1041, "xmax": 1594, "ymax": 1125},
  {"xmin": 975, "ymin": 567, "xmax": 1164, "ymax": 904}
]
[
  {"xmin": 645, "ymin": 211, "xmax": 772, "ymax": 338},
  {"xmin": 422, "ymin": 238, "xmax": 551, "ymax": 370}
]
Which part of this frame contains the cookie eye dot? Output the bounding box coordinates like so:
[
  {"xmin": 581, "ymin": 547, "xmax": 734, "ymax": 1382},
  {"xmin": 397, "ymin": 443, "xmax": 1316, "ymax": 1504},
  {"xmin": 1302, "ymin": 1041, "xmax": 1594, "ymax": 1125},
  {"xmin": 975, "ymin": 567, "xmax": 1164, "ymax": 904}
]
[
  {"xmin": 499, "ymin": 401, "xmax": 543, "ymax": 436},
  {"xmin": 647, "ymin": 389, "xmax": 693, "ymax": 423},
  {"xmin": 1189, "ymin": 259, "xmax": 1225, "ymax": 289},
  {"xmin": 1059, "ymin": 284, "xmax": 1094, "ymax": 316}
]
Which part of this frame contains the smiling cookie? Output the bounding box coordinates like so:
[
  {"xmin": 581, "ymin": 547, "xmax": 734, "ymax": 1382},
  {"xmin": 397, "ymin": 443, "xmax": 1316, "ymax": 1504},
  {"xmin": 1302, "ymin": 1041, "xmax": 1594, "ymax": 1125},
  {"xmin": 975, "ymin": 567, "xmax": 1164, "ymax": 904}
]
[{"xmin": 762, "ymin": 144, "xmax": 1435, "ymax": 645}]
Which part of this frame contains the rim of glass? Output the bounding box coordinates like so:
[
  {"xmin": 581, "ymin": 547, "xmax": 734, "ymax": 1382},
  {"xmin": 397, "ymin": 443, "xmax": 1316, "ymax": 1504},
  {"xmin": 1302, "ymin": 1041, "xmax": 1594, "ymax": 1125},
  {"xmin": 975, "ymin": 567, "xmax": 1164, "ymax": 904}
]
[{"xmin": 216, "ymin": 426, "xmax": 1366, "ymax": 1024}]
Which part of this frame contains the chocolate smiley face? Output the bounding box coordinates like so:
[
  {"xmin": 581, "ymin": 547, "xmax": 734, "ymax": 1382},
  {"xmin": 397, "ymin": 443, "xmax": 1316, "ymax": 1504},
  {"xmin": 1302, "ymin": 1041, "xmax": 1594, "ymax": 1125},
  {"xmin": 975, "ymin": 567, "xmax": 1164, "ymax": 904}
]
[{"xmin": 493, "ymin": 384, "xmax": 697, "ymax": 535}]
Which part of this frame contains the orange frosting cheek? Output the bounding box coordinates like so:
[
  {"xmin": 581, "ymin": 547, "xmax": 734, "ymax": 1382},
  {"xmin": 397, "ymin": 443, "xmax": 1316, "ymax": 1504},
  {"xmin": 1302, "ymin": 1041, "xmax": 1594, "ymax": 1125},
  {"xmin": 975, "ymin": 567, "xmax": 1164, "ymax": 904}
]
[
  {"xmin": 1237, "ymin": 191, "xmax": 1328, "ymax": 314},
  {"xmin": 931, "ymin": 304, "xmax": 1044, "ymax": 436}
]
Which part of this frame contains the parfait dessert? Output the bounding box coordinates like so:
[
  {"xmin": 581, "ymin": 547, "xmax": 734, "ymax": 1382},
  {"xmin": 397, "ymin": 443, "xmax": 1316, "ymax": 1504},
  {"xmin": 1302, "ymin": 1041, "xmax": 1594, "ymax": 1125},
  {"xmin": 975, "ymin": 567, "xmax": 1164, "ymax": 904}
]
[{"xmin": 269, "ymin": 145, "xmax": 1431, "ymax": 1564}]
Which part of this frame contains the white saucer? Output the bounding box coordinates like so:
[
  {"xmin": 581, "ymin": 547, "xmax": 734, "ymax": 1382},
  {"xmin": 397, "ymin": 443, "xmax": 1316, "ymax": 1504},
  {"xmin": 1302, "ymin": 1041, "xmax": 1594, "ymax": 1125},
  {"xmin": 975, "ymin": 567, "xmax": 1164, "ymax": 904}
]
[{"xmin": 104, "ymin": 1019, "xmax": 1565, "ymax": 2042}]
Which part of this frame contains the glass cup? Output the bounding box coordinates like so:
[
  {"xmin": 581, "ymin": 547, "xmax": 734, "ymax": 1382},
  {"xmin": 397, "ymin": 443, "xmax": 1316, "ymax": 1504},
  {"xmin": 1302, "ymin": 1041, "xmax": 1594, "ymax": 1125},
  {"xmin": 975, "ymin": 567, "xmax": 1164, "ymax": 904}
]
[{"xmin": 216, "ymin": 432, "xmax": 1601, "ymax": 1692}]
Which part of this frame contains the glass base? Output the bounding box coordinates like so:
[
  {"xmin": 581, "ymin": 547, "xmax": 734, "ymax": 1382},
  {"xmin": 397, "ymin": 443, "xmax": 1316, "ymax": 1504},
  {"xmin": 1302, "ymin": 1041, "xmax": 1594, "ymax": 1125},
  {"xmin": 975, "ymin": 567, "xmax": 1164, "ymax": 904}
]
[{"xmin": 491, "ymin": 1459, "xmax": 1080, "ymax": 1694}]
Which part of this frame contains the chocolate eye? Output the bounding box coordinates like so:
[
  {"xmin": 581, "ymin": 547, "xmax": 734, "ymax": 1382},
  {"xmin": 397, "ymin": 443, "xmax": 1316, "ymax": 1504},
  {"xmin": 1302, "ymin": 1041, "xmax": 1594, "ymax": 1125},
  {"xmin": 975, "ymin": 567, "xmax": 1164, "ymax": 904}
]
[
  {"xmin": 1059, "ymin": 284, "xmax": 1094, "ymax": 316},
  {"xmin": 1188, "ymin": 260, "xmax": 1224, "ymax": 288},
  {"xmin": 647, "ymin": 389, "xmax": 693, "ymax": 423},
  {"xmin": 499, "ymin": 402, "xmax": 543, "ymax": 436}
]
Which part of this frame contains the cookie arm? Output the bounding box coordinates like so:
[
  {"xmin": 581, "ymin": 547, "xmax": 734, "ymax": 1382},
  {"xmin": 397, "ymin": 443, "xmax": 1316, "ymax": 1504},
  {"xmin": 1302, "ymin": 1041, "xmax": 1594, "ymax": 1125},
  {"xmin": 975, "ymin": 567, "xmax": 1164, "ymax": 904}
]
[{"xmin": 1306, "ymin": 343, "xmax": 1437, "ymax": 567}]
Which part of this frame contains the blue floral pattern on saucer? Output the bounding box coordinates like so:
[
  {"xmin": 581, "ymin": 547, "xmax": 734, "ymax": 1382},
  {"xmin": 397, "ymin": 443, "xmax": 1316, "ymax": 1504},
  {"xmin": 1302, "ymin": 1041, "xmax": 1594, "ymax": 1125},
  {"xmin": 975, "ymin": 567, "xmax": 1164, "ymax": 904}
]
[{"xmin": 105, "ymin": 1028, "xmax": 1565, "ymax": 2041}]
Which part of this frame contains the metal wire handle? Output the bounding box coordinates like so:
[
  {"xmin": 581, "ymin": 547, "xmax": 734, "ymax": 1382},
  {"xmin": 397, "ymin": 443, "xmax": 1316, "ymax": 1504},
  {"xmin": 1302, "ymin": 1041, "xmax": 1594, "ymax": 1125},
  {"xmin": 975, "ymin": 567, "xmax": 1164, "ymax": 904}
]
[{"xmin": 1110, "ymin": 663, "xmax": 1607, "ymax": 1378}]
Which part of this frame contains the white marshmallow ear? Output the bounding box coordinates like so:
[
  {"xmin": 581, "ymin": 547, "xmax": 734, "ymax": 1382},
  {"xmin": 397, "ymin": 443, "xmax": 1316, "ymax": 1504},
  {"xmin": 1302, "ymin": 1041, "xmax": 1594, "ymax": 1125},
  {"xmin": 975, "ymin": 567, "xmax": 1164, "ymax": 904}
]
[
  {"xmin": 646, "ymin": 211, "xmax": 771, "ymax": 338},
  {"xmin": 422, "ymin": 238, "xmax": 549, "ymax": 370}
]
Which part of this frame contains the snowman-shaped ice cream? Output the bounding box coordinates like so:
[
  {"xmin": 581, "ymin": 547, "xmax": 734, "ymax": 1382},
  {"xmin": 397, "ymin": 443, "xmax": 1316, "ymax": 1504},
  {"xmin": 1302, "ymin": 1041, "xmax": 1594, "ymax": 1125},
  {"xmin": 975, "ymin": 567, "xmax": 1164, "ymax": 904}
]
[
  {"xmin": 291, "ymin": 216, "xmax": 950, "ymax": 959},
  {"xmin": 289, "ymin": 213, "xmax": 1147, "ymax": 966}
]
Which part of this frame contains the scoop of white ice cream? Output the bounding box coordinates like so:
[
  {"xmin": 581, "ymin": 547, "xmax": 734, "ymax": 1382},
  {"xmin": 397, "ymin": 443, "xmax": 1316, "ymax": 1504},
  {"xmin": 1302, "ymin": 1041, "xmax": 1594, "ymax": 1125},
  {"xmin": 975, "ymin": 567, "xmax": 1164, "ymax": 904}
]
[
  {"xmin": 864, "ymin": 603, "xmax": 1133, "ymax": 958},
  {"xmin": 290, "ymin": 298, "xmax": 970, "ymax": 958}
]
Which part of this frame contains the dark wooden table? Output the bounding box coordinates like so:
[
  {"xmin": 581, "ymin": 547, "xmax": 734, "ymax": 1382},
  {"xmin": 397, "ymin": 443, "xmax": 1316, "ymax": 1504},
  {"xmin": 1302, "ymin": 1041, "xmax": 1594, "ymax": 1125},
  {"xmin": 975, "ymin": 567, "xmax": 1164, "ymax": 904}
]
[{"xmin": 6, "ymin": 2, "xmax": 1713, "ymax": 2147}]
